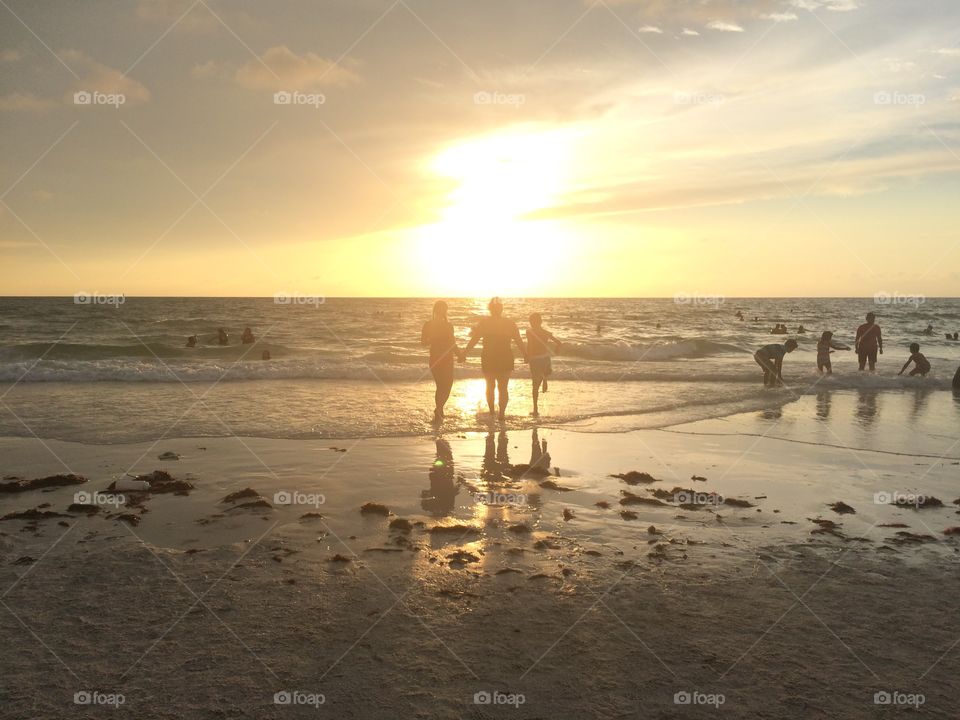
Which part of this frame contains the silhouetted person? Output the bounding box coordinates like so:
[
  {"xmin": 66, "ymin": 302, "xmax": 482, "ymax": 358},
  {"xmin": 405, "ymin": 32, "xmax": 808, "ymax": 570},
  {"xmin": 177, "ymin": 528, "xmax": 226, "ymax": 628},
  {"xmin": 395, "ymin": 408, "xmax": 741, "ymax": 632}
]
[
  {"xmin": 217, "ymin": 328, "xmax": 229, "ymax": 346},
  {"xmin": 526, "ymin": 312, "xmax": 562, "ymax": 417},
  {"xmin": 241, "ymin": 327, "xmax": 255, "ymax": 344},
  {"xmin": 465, "ymin": 297, "xmax": 526, "ymax": 421},
  {"xmin": 185, "ymin": 335, "xmax": 197, "ymax": 348},
  {"xmin": 854, "ymin": 312, "xmax": 882, "ymax": 371},
  {"xmin": 922, "ymin": 324, "xmax": 934, "ymax": 336},
  {"xmin": 421, "ymin": 300, "xmax": 464, "ymax": 423},
  {"xmin": 754, "ymin": 339, "xmax": 798, "ymax": 387},
  {"xmin": 899, "ymin": 343, "xmax": 930, "ymax": 377},
  {"xmin": 797, "ymin": 324, "xmax": 806, "ymax": 334},
  {"xmin": 816, "ymin": 331, "xmax": 848, "ymax": 374}
]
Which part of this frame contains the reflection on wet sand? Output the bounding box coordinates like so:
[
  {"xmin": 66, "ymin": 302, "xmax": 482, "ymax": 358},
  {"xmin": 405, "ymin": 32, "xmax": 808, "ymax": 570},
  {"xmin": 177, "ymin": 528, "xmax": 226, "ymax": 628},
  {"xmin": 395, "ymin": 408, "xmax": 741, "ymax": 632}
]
[
  {"xmin": 421, "ymin": 438, "xmax": 457, "ymax": 516},
  {"xmin": 815, "ymin": 390, "xmax": 832, "ymax": 420},
  {"xmin": 909, "ymin": 386, "xmax": 934, "ymax": 419},
  {"xmin": 855, "ymin": 388, "xmax": 880, "ymax": 428}
]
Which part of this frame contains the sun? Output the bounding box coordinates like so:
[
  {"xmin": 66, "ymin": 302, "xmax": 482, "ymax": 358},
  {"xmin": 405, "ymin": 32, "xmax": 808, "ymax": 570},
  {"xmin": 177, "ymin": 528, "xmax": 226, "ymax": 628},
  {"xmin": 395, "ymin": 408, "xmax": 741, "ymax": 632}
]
[{"xmin": 415, "ymin": 126, "xmax": 579, "ymax": 297}]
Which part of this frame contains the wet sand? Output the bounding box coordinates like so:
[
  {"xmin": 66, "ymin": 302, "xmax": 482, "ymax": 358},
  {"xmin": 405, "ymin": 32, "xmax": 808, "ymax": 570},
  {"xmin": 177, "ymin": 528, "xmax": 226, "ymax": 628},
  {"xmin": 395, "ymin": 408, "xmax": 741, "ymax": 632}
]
[{"xmin": 2, "ymin": 395, "xmax": 959, "ymax": 718}]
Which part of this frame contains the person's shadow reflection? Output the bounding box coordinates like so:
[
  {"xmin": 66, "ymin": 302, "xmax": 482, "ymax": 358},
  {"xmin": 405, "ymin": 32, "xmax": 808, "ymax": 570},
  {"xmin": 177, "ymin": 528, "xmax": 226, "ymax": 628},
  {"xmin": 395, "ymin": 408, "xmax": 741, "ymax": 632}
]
[
  {"xmin": 481, "ymin": 431, "xmax": 510, "ymax": 482},
  {"xmin": 855, "ymin": 389, "xmax": 879, "ymax": 428},
  {"xmin": 815, "ymin": 390, "xmax": 832, "ymax": 420},
  {"xmin": 421, "ymin": 438, "xmax": 457, "ymax": 516}
]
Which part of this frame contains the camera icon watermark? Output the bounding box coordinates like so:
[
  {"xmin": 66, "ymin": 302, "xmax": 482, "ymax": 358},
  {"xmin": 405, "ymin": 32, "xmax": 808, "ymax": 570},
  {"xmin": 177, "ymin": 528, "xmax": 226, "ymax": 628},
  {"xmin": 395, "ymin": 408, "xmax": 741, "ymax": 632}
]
[
  {"xmin": 74, "ymin": 490, "xmax": 125, "ymax": 507},
  {"xmin": 74, "ymin": 291, "xmax": 125, "ymax": 307},
  {"xmin": 473, "ymin": 690, "xmax": 526, "ymax": 706},
  {"xmin": 873, "ymin": 291, "xmax": 924, "ymax": 308},
  {"xmin": 473, "ymin": 91, "xmax": 525, "ymax": 107},
  {"xmin": 674, "ymin": 292, "xmax": 725, "ymax": 307},
  {"xmin": 73, "ymin": 90, "xmax": 126, "ymax": 108},
  {"xmin": 674, "ymin": 491, "xmax": 723, "ymax": 506},
  {"xmin": 874, "ymin": 690, "xmax": 924, "ymax": 708},
  {"xmin": 873, "ymin": 91, "xmax": 925, "ymax": 107},
  {"xmin": 274, "ymin": 490, "xmax": 326, "ymax": 508},
  {"xmin": 274, "ymin": 292, "xmax": 325, "ymax": 308},
  {"xmin": 475, "ymin": 491, "xmax": 527, "ymax": 507},
  {"xmin": 273, "ymin": 690, "xmax": 325, "ymax": 708},
  {"xmin": 874, "ymin": 491, "xmax": 926, "ymax": 508},
  {"xmin": 74, "ymin": 691, "xmax": 125, "ymax": 707},
  {"xmin": 674, "ymin": 690, "xmax": 725, "ymax": 707},
  {"xmin": 273, "ymin": 90, "xmax": 326, "ymax": 108},
  {"xmin": 673, "ymin": 90, "xmax": 725, "ymax": 107}
]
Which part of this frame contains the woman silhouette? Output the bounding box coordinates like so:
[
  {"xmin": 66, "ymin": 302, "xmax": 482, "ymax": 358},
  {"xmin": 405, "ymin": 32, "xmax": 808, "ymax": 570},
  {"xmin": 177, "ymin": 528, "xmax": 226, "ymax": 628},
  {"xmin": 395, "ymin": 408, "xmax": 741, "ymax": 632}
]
[
  {"xmin": 465, "ymin": 297, "xmax": 526, "ymax": 420},
  {"xmin": 421, "ymin": 300, "xmax": 464, "ymax": 422}
]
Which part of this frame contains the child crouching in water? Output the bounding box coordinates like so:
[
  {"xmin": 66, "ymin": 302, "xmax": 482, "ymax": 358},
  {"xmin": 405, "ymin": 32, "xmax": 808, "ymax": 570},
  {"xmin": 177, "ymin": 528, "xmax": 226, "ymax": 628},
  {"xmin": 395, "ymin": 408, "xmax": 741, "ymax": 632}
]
[
  {"xmin": 526, "ymin": 313, "xmax": 562, "ymax": 417},
  {"xmin": 899, "ymin": 343, "xmax": 931, "ymax": 377},
  {"xmin": 816, "ymin": 331, "xmax": 849, "ymax": 374}
]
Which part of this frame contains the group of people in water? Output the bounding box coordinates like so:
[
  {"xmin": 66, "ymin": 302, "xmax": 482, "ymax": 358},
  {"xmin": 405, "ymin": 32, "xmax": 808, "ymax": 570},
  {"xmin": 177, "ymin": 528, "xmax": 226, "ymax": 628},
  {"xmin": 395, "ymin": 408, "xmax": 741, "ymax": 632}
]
[
  {"xmin": 185, "ymin": 327, "xmax": 270, "ymax": 359},
  {"xmin": 421, "ymin": 297, "xmax": 562, "ymax": 422},
  {"xmin": 754, "ymin": 311, "xmax": 941, "ymax": 387}
]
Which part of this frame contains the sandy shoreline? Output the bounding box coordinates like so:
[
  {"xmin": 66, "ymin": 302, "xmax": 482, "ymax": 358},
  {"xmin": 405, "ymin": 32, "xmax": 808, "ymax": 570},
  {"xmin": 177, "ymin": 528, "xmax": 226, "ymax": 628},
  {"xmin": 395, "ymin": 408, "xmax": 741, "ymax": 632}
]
[{"xmin": 2, "ymin": 398, "xmax": 960, "ymax": 718}]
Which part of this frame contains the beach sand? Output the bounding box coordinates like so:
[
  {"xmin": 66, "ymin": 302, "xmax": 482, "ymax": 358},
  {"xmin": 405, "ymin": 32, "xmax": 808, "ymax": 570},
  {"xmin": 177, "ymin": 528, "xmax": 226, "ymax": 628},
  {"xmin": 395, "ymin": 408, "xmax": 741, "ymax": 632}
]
[{"xmin": 2, "ymin": 394, "xmax": 959, "ymax": 718}]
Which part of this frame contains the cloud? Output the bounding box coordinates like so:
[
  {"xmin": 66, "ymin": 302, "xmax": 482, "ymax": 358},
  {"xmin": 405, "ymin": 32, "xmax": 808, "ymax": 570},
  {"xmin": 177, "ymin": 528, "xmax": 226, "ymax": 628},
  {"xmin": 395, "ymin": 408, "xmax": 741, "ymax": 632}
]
[
  {"xmin": 761, "ymin": 12, "xmax": 799, "ymax": 22},
  {"xmin": 233, "ymin": 46, "xmax": 361, "ymax": 91},
  {"xmin": 791, "ymin": 0, "xmax": 859, "ymax": 12},
  {"xmin": 0, "ymin": 93, "xmax": 56, "ymax": 112},
  {"xmin": 61, "ymin": 50, "xmax": 151, "ymax": 103},
  {"xmin": 932, "ymin": 48, "xmax": 960, "ymax": 57},
  {"xmin": 638, "ymin": 25, "xmax": 664, "ymax": 33},
  {"xmin": 680, "ymin": 28, "xmax": 700, "ymax": 36},
  {"xmin": 707, "ymin": 20, "xmax": 745, "ymax": 32}
]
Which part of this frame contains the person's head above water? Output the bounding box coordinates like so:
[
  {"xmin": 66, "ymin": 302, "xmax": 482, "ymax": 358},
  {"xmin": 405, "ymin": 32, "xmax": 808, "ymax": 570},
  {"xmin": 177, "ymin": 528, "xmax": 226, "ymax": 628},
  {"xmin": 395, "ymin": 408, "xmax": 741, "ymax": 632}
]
[
  {"xmin": 432, "ymin": 300, "xmax": 448, "ymax": 321},
  {"xmin": 488, "ymin": 297, "xmax": 504, "ymax": 317},
  {"xmin": 866, "ymin": 312, "xmax": 876, "ymax": 323},
  {"xmin": 909, "ymin": 342, "xmax": 920, "ymax": 354},
  {"xmin": 529, "ymin": 312, "xmax": 542, "ymax": 328},
  {"xmin": 785, "ymin": 339, "xmax": 799, "ymax": 352}
]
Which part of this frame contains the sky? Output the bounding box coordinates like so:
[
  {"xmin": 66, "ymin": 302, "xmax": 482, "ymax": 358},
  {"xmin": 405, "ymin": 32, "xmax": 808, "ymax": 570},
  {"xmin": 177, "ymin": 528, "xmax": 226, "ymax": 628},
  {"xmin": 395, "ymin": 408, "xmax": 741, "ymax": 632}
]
[{"xmin": 1, "ymin": 0, "xmax": 959, "ymax": 298}]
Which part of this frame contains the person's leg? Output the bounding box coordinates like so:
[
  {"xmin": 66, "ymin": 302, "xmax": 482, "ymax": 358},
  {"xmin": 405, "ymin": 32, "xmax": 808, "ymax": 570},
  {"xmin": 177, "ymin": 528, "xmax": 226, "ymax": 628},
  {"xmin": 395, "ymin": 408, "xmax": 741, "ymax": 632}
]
[
  {"xmin": 858, "ymin": 352, "xmax": 867, "ymax": 371},
  {"xmin": 484, "ymin": 375, "xmax": 496, "ymax": 415},
  {"xmin": 434, "ymin": 365, "xmax": 454, "ymax": 417},
  {"xmin": 868, "ymin": 350, "xmax": 877, "ymax": 372},
  {"xmin": 496, "ymin": 375, "xmax": 510, "ymax": 419},
  {"xmin": 825, "ymin": 360, "xmax": 832, "ymax": 375},
  {"xmin": 531, "ymin": 374, "xmax": 542, "ymax": 416}
]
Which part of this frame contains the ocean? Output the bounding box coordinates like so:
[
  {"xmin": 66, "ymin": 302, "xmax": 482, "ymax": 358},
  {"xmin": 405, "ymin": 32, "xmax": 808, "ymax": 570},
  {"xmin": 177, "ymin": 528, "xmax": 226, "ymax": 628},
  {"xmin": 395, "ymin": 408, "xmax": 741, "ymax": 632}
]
[{"xmin": 1, "ymin": 297, "xmax": 958, "ymax": 443}]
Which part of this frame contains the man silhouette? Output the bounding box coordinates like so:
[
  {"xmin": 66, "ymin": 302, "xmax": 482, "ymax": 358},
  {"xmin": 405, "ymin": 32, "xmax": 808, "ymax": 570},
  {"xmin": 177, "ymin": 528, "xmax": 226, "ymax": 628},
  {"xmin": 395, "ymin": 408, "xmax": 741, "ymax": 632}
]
[{"xmin": 854, "ymin": 312, "xmax": 883, "ymax": 371}]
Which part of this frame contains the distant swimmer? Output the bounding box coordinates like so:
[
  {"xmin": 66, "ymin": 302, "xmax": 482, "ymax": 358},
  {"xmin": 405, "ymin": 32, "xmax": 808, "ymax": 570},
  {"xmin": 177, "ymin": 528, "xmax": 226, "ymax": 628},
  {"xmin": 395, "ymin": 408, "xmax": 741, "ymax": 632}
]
[
  {"xmin": 735, "ymin": 310, "xmax": 744, "ymax": 320},
  {"xmin": 797, "ymin": 325, "xmax": 807, "ymax": 334},
  {"xmin": 241, "ymin": 327, "xmax": 255, "ymax": 344},
  {"xmin": 217, "ymin": 328, "xmax": 229, "ymax": 346},
  {"xmin": 816, "ymin": 331, "xmax": 849, "ymax": 374},
  {"xmin": 899, "ymin": 342, "xmax": 931, "ymax": 377},
  {"xmin": 922, "ymin": 324, "xmax": 934, "ymax": 336},
  {"xmin": 754, "ymin": 339, "xmax": 798, "ymax": 387},
  {"xmin": 526, "ymin": 312, "xmax": 563, "ymax": 417},
  {"xmin": 771, "ymin": 323, "xmax": 787, "ymax": 334},
  {"xmin": 947, "ymin": 333, "xmax": 955, "ymax": 340},
  {"xmin": 754, "ymin": 316, "xmax": 760, "ymax": 322},
  {"xmin": 185, "ymin": 335, "xmax": 197, "ymax": 348},
  {"xmin": 854, "ymin": 312, "xmax": 883, "ymax": 372}
]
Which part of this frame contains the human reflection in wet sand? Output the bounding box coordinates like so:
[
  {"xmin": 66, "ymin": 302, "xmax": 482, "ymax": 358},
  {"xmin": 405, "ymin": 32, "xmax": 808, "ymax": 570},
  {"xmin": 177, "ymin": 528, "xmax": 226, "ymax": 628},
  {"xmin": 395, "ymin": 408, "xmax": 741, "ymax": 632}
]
[
  {"xmin": 482, "ymin": 431, "xmax": 510, "ymax": 481},
  {"xmin": 815, "ymin": 390, "xmax": 832, "ymax": 420},
  {"xmin": 529, "ymin": 428, "xmax": 552, "ymax": 473},
  {"xmin": 421, "ymin": 438, "xmax": 457, "ymax": 516},
  {"xmin": 909, "ymin": 386, "xmax": 933, "ymax": 420},
  {"xmin": 855, "ymin": 389, "xmax": 879, "ymax": 428}
]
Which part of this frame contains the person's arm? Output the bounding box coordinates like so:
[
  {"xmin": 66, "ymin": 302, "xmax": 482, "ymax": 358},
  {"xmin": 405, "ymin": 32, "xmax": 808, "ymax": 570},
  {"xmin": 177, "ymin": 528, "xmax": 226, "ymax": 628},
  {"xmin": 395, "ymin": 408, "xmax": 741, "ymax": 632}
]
[
  {"xmin": 877, "ymin": 327, "xmax": 883, "ymax": 354},
  {"xmin": 512, "ymin": 323, "xmax": 527, "ymax": 361},
  {"xmin": 420, "ymin": 322, "xmax": 431, "ymax": 347},
  {"xmin": 854, "ymin": 326, "xmax": 862, "ymax": 351},
  {"xmin": 775, "ymin": 356, "xmax": 784, "ymax": 379},
  {"xmin": 465, "ymin": 324, "xmax": 480, "ymax": 353},
  {"xmin": 547, "ymin": 331, "xmax": 562, "ymax": 352},
  {"xmin": 898, "ymin": 358, "xmax": 911, "ymax": 375},
  {"xmin": 831, "ymin": 341, "xmax": 849, "ymax": 351}
]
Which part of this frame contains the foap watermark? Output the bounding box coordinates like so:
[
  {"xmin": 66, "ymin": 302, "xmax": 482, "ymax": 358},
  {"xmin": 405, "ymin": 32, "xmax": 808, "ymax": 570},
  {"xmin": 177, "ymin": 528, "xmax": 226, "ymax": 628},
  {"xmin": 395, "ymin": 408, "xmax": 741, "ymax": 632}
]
[
  {"xmin": 874, "ymin": 491, "xmax": 926, "ymax": 508},
  {"xmin": 475, "ymin": 491, "xmax": 527, "ymax": 507},
  {"xmin": 874, "ymin": 690, "xmax": 925, "ymax": 708},
  {"xmin": 674, "ymin": 292, "xmax": 725, "ymax": 307},
  {"xmin": 874, "ymin": 91, "xmax": 925, "ymax": 107},
  {"xmin": 673, "ymin": 90, "xmax": 725, "ymax": 107},
  {"xmin": 74, "ymin": 490, "xmax": 125, "ymax": 507},
  {"xmin": 274, "ymin": 690, "xmax": 325, "ymax": 708},
  {"xmin": 674, "ymin": 690, "xmax": 725, "ymax": 708},
  {"xmin": 874, "ymin": 291, "xmax": 924, "ymax": 308},
  {"xmin": 675, "ymin": 490, "xmax": 723, "ymax": 507},
  {"xmin": 473, "ymin": 91, "xmax": 525, "ymax": 107},
  {"xmin": 274, "ymin": 490, "xmax": 326, "ymax": 508},
  {"xmin": 74, "ymin": 291, "xmax": 125, "ymax": 307},
  {"xmin": 74, "ymin": 90, "xmax": 125, "ymax": 108},
  {"xmin": 273, "ymin": 90, "xmax": 326, "ymax": 108},
  {"xmin": 74, "ymin": 691, "xmax": 125, "ymax": 708},
  {"xmin": 274, "ymin": 292, "xmax": 325, "ymax": 308},
  {"xmin": 473, "ymin": 690, "xmax": 526, "ymax": 707}
]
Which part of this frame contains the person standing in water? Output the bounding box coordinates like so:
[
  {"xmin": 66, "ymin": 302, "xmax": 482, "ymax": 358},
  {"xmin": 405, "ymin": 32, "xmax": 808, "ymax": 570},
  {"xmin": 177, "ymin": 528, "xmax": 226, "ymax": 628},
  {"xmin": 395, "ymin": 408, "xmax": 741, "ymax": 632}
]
[
  {"xmin": 816, "ymin": 331, "xmax": 849, "ymax": 374},
  {"xmin": 854, "ymin": 312, "xmax": 883, "ymax": 371},
  {"xmin": 465, "ymin": 297, "xmax": 526, "ymax": 421},
  {"xmin": 421, "ymin": 300, "xmax": 464, "ymax": 422},
  {"xmin": 526, "ymin": 312, "xmax": 562, "ymax": 417}
]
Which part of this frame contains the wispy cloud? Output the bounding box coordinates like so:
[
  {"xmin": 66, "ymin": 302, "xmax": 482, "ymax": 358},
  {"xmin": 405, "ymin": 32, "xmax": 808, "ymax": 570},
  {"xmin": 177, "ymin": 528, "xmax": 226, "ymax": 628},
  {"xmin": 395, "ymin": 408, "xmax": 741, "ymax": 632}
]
[
  {"xmin": 637, "ymin": 25, "xmax": 663, "ymax": 33},
  {"xmin": 707, "ymin": 20, "xmax": 745, "ymax": 32}
]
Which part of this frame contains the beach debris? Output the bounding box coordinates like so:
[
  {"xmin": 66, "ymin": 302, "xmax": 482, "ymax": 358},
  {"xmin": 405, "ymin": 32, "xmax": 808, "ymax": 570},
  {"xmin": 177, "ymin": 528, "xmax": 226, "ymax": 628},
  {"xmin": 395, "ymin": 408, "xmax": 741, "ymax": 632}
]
[
  {"xmin": 620, "ymin": 510, "xmax": 639, "ymax": 520},
  {"xmin": 943, "ymin": 527, "xmax": 960, "ymax": 536},
  {"xmin": 691, "ymin": 475, "xmax": 707, "ymax": 482},
  {"xmin": 583, "ymin": 549, "xmax": 602, "ymax": 557},
  {"xmin": 115, "ymin": 513, "xmax": 141, "ymax": 526},
  {"xmin": 12, "ymin": 556, "xmax": 36, "ymax": 565},
  {"xmin": 754, "ymin": 495, "xmax": 768, "ymax": 500},
  {"xmin": 447, "ymin": 550, "xmax": 480, "ymax": 565},
  {"xmin": 222, "ymin": 488, "xmax": 262, "ymax": 503},
  {"xmin": 647, "ymin": 525, "xmax": 660, "ymax": 535},
  {"xmin": 329, "ymin": 554, "xmax": 352, "ymax": 562},
  {"xmin": 611, "ymin": 471, "xmax": 657, "ymax": 485},
  {"xmin": 157, "ymin": 451, "xmax": 180, "ymax": 461},
  {"xmin": 595, "ymin": 500, "xmax": 611, "ymax": 509},
  {"xmin": 890, "ymin": 495, "xmax": 943, "ymax": 509},
  {"xmin": 429, "ymin": 523, "xmax": 481, "ymax": 537},
  {"xmin": 495, "ymin": 567, "xmax": 522, "ymax": 575},
  {"xmin": 1, "ymin": 508, "xmax": 72, "ymax": 521},
  {"xmin": 225, "ymin": 499, "xmax": 273, "ymax": 511},
  {"xmin": 878, "ymin": 523, "xmax": 909, "ymax": 528},
  {"xmin": 533, "ymin": 537, "xmax": 561, "ymax": 550},
  {"xmin": 539, "ymin": 479, "xmax": 572, "ymax": 491},
  {"xmin": 328, "ymin": 447, "xmax": 348, "ymax": 453},
  {"xmin": 828, "ymin": 502, "xmax": 856, "ymax": 515},
  {"xmin": 113, "ymin": 471, "xmax": 193, "ymax": 496},
  {"xmin": 620, "ymin": 490, "xmax": 665, "ymax": 507},
  {"xmin": 389, "ymin": 518, "xmax": 413, "ymax": 532},
  {"xmin": 504, "ymin": 463, "xmax": 551, "ymax": 479},
  {"xmin": 723, "ymin": 498, "xmax": 755, "ymax": 508},
  {"xmin": 0, "ymin": 473, "xmax": 86, "ymax": 494},
  {"xmin": 67, "ymin": 503, "xmax": 99, "ymax": 514},
  {"xmin": 562, "ymin": 509, "xmax": 575, "ymax": 521},
  {"xmin": 809, "ymin": 517, "xmax": 845, "ymax": 538},
  {"xmin": 299, "ymin": 512, "xmax": 324, "ymax": 521},
  {"xmin": 360, "ymin": 502, "xmax": 390, "ymax": 516},
  {"xmin": 890, "ymin": 531, "xmax": 937, "ymax": 545},
  {"xmin": 507, "ymin": 522, "xmax": 532, "ymax": 534}
]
